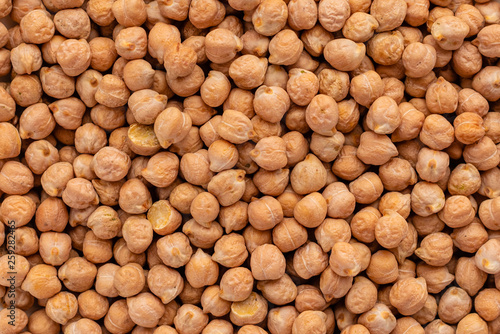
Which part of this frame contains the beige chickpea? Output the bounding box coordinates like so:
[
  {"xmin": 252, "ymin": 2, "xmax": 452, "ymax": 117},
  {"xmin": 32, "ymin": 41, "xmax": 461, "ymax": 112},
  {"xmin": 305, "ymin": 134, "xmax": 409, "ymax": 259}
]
[
  {"xmin": 10, "ymin": 43, "xmax": 42, "ymax": 75},
  {"xmin": 1, "ymin": 195, "xmax": 36, "ymax": 228},
  {"xmin": 196, "ymin": 74, "xmax": 229, "ymax": 110},
  {"xmin": 357, "ymin": 303, "xmax": 397, "ymax": 334},
  {"xmin": 128, "ymin": 90, "xmax": 168, "ymax": 125},
  {"xmin": 290, "ymin": 154, "xmax": 327, "ymax": 195},
  {"xmin": 54, "ymin": 39, "xmax": 91, "ymax": 77},
  {"xmin": 185, "ymin": 248, "xmax": 219, "ymax": 289},
  {"xmin": 156, "ymin": 232, "xmax": 192, "ymax": 268},
  {"xmin": 111, "ymin": 0, "xmax": 146, "ymax": 27},
  {"xmin": 438, "ymin": 195, "xmax": 475, "ymax": 228},
  {"xmin": 189, "ymin": 0, "xmax": 225, "ymax": 29},
  {"xmin": 219, "ymin": 267, "xmax": 254, "ymax": 303},
  {"xmin": 320, "ymin": 182, "xmax": 354, "ymax": 219},
  {"xmin": 94, "ymin": 263, "xmax": 120, "ymax": 298},
  {"xmin": 200, "ymin": 320, "xmax": 233, "ymax": 334},
  {"xmin": 402, "ymin": 42, "xmax": 437, "ymax": 78},
  {"xmin": 317, "ymin": 69, "xmax": 349, "ymax": 103},
  {"xmin": 475, "ymin": 239, "xmax": 500, "ymax": 274},
  {"xmin": 49, "ymin": 98, "xmax": 86, "ymax": 131},
  {"xmin": 77, "ymin": 290, "xmax": 109, "ymax": 321},
  {"xmin": 90, "ymin": 146, "xmax": 131, "ymax": 182},
  {"xmin": 366, "ymin": 250, "xmax": 399, "ymax": 284},
  {"xmin": 83, "ymin": 230, "xmax": 113, "ymax": 264},
  {"xmin": 472, "ymin": 24, "xmax": 499, "ymax": 59},
  {"xmin": 122, "ymin": 59, "xmax": 155, "ymax": 92},
  {"xmin": 95, "ymin": 74, "xmax": 130, "ymax": 108},
  {"xmin": 218, "ymin": 201, "xmax": 248, "ymax": 234},
  {"xmin": 270, "ymin": 218, "xmax": 306, "ymax": 253},
  {"xmin": 207, "ymin": 169, "xmax": 246, "ymax": 206},
  {"xmin": 0, "ymin": 307, "xmax": 28, "ymax": 334},
  {"xmin": 87, "ymin": 205, "xmax": 120, "ymax": 238},
  {"xmin": 438, "ymin": 286, "xmax": 473, "ymax": 324},
  {"xmin": 317, "ymin": 0, "xmax": 350, "ymax": 33},
  {"xmin": 472, "ymin": 66, "xmax": 500, "ymax": 102},
  {"xmin": 154, "ymin": 107, "xmax": 192, "ymax": 149},
  {"xmin": 267, "ymin": 29, "xmax": 302, "ymax": 66},
  {"xmin": 58, "ymin": 257, "xmax": 97, "ymax": 292},
  {"xmin": 324, "ymin": 39, "xmax": 366, "ymax": 71},
  {"xmin": 463, "ymin": 136, "xmax": 500, "ymax": 170},
  {"xmin": 0, "ymin": 161, "xmax": 34, "ymax": 196},
  {"xmin": 113, "ymin": 237, "xmax": 146, "ymax": 266},
  {"xmin": 455, "ymin": 313, "xmax": 488, "ymax": 334},
  {"xmin": 126, "ymin": 124, "xmax": 160, "ymax": 157},
  {"xmin": 331, "ymin": 145, "xmax": 366, "ymax": 181},
  {"xmin": 304, "ymin": 94, "xmax": 338, "ymax": 136},
  {"xmin": 0, "ymin": 254, "xmax": 29, "ymax": 289},
  {"xmin": 250, "ymin": 244, "xmax": 285, "ymax": 280},
  {"xmin": 38, "ymin": 232, "xmax": 72, "ymax": 266},
  {"xmin": 414, "ymin": 232, "xmax": 453, "ymax": 267},
  {"xmin": 88, "ymin": 37, "xmax": 117, "ymax": 72},
  {"xmin": 45, "ymin": 291, "xmax": 78, "ymax": 325},
  {"xmin": 19, "ymin": 9, "xmax": 54, "ymax": 44},
  {"xmin": 292, "ymin": 241, "xmax": 328, "ymax": 279},
  {"xmin": 294, "ymin": 284, "xmax": 327, "ymax": 312},
  {"xmin": 451, "ymin": 219, "xmax": 488, "ymax": 253},
  {"xmin": 173, "ymin": 304, "xmax": 208, "ymax": 334},
  {"xmin": 251, "ymin": 115, "xmax": 283, "ymax": 141},
  {"xmin": 253, "ymin": 85, "xmax": 290, "ymax": 124},
  {"xmin": 454, "ymin": 256, "xmax": 487, "ymax": 297},
  {"xmin": 249, "ymin": 136, "xmax": 287, "ymax": 171},
  {"xmin": 431, "ymin": 15, "xmax": 470, "ymax": 51},
  {"xmin": 343, "ymin": 12, "xmax": 379, "ymax": 42},
  {"xmin": 229, "ymin": 57, "xmax": 269, "ymax": 95},
  {"xmin": 286, "ymin": 0, "xmax": 316, "ymax": 31},
  {"xmin": 169, "ymin": 182, "xmax": 203, "ymax": 214},
  {"xmin": 350, "ymin": 207, "xmax": 380, "ymax": 243},
  {"xmin": 230, "ymin": 292, "xmax": 268, "ymax": 327},
  {"xmin": 374, "ymin": 210, "xmax": 408, "ymax": 249},
  {"xmin": 419, "ymin": 114, "xmax": 455, "ymax": 150},
  {"xmin": 349, "ymin": 171, "xmax": 384, "ymax": 205},
  {"xmin": 251, "ymin": 0, "xmax": 287, "ymax": 36},
  {"xmin": 9, "ymin": 73, "xmax": 42, "ymax": 107},
  {"xmin": 122, "ymin": 216, "xmax": 153, "ymax": 254},
  {"xmin": 127, "ymin": 292, "xmax": 165, "ymax": 328},
  {"xmin": 389, "ymin": 277, "xmax": 428, "ymax": 316},
  {"xmin": 27, "ymin": 309, "xmax": 60, "ymax": 334},
  {"xmin": 75, "ymin": 70, "xmax": 102, "ymax": 108},
  {"xmin": 189, "ymin": 192, "xmax": 219, "ymax": 227},
  {"xmin": 369, "ymin": 0, "xmax": 406, "ymax": 31},
  {"xmin": 243, "ymin": 226, "xmax": 272, "ymax": 253},
  {"xmin": 382, "ymin": 73, "xmax": 412, "ymax": 100},
  {"xmin": 211, "ymin": 233, "xmax": 248, "ymax": 268},
  {"xmin": 345, "ymin": 276, "xmax": 377, "ymax": 315},
  {"xmin": 113, "ymin": 262, "xmax": 145, "ymax": 297},
  {"xmin": 114, "ymin": 27, "xmax": 147, "ymax": 61},
  {"xmin": 104, "ymin": 299, "xmax": 135, "ymax": 334},
  {"xmin": 200, "ymin": 285, "xmax": 231, "ymax": 317},
  {"xmin": 204, "ymin": 29, "xmax": 242, "ymax": 65},
  {"xmin": 415, "ymin": 147, "xmax": 449, "ymax": 183},
  {"xmin": 366, "ymin": 96, "xmax": 402, "ymax": 134},
  {"xmin": 0, "ymin": 123, "xmax": 21, "ymax": 160},
  {"xmin": 293, "ymin": 192, "xmax": 327, "ymax": 228},
  {"xmin": 456, "ymin": 89, "xmax": 487, "ymax": 118},
  {"xmin": 21, "ymin": 264, "xmax": 61, "ymax": 300},
  {"xmin": 479, "ymin": 195, "xmax": 500, "ymax": 230},
  {"xmin": 391, "ymin": 102, "xmax": 425, "ymax": 142},
  {"xmin": 0, "ymin": 86, "xmax": 15, "ymax": 122},
  {"xmin": 328, "ymin": 241, "xmax": 362, "ymax": 277},
  {"xmin": 452, "ymin": 42, "xmax": 482, "ymax": 79},
  {"xmin": 12, "ymin": 226, "xmax": 38, "ymax": 256},
  {"xmin": 356, "ymin": 131, "xmax": 399, "ymax": 165},
  {"xmin": 349, "ymin": 70, "xmax": 384, "ymax": 108},
  {"xmin": 424, "ymin": 320, "xmax": 454, "ymax": 334},
  {"xmin": 60, "ymin": 177, "xmax": 98, "ymax": 209},
  {"xmin": 207, "ymin": 139, "xmax": 238, "ymax": 173},
  {"xmin": 368, "ymin": 31, "xmax": 405, "ymax": 66},
  {"xmin": 18, "ymin": 102, "xmax": 56, "ymax": 140}
]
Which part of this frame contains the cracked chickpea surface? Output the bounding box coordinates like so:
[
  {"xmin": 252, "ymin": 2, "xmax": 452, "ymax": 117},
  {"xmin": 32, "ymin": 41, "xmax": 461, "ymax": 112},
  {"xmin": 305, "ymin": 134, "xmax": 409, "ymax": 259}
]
[{"xmin": 1, "ymin": 1, "xmax": 500, "ymax": 333}]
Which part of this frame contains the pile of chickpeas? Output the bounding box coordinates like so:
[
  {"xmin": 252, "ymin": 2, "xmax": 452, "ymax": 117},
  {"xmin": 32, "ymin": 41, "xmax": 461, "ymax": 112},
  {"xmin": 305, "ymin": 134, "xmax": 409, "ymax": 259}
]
[{"xmin": 1, "ymin": 0, "xmax": 500, "ymax": 333}]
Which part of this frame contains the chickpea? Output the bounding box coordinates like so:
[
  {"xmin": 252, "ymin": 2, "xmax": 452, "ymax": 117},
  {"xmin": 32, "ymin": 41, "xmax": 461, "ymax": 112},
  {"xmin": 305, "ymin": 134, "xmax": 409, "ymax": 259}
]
[
  {"xmin": 94, "ymin": 263, "xmax": 120, "ymax": 298},
  {"xmin": 475, "ymin": 239, "xmax": 500, "ymax": 274},
  {"xmin": 104, "ymin": 299, "xmax": 136, "ymax": 334},
  {"xmin": 438, "ymin": 286, "xmax": 473, "ymax": 324},
  {"xmin": 368, "ymin": 31, "xmax": 405, "ymax": 66},
  {"xmin": 349, "ymin": 70, "xmax": 384, "ymax": 108},
  {"xmin": 77, "ymin": 290, "xmax": 108, "ymax": 321},
  {"xmin": 200, "ymin": 285, "xmax": 231, "ymax": 317},
  {"xmin": 127, "ymin": 292, "xmax": 165, "ymax": 328},
  {"xmin": 19, "ymin": 9, "xmax": 54, "ymax": 44},
  {"xmin": 0, "ymin": 161, "xmax": 34, "ymax": 195},
  {"xmin": 250, "ymin": 244, "xmax": 286, "ymax": 281},
  {"xmin": 402, "ymin": 42, "xmax": 436, "ymax": 78},
  {"xmin": 324, "ymin": 39, "xmax": 366, "ymax": 71},
  {"xmin": 173, "ymin": 304, "xmax": 209, "ymax": 334},
  {"xmin": 229, "ymin": 55, "xmax": 268, "ymax": 90},
  {"xmin": 344, "ymin": 276, "xmax": 377, "ymax": 315},
  {"xmin": 343, "ymin": 12, "xmax": 378, "ymax": 43}
]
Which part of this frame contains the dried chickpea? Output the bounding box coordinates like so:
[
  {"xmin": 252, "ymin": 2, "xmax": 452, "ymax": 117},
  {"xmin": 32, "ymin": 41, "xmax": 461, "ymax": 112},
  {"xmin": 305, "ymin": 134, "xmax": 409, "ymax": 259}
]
[
  {"xmin": 156, "ymin": 232, "xmax": 192, "ymax": 268},
  {"xmin": 431, "ymin": 15, "xmax": 470, "ymax": 51},
  {"xmin": 324, "ymin": 39, "xmax": 366, "ymax": 71},
  {"xmin": 229, "ymin": 55, "xmax": 268, "ymax": 90},
  {"xmin": 368, "ymin": 31, "xmax": 405, "ymax": 66},
  {"xmin": 475, "ymin": 239, "xmax": 500, "ymax": 274},
  {"xmin": 349, "ymin": 70, "xmax": 384, "ymax": 108},
  {"xmin": 185, "ymin": 248, "xmax": 219, "ymax": 288},
  {"xmin": 230, "ymin": 292, "xmax": 268, "ymax": 327},
  {"xmin": 0, "ymin": 161, "xmax": 34, "ymax": 195},
  {"xmin": 358, "ymin": 303, "xmax": 397, "ymax": 334},
  {"xmin": 438, "ymin": 286, "xmax": 473, "ymax": 324},
  {"xmin": 104, "ymin": 299, "xmax": 135, "ymax": 334},
  {"xmin": 402, "ymin": 42, "xmax": 436, "ymax": 78},
  {"xmin": 250, "ymin": 244, "xmax": 286, "ymax": 280},
  {"xmin": 77, "ymin": 290, "xmax": 108, "ymax": 321},
  {"xmin": 19, "ymin": 9, "xmax": 54, "ymax": 44},
  {"xmin": 419, "ymin": 114, "xmax": 455, "ymax": 150}
]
